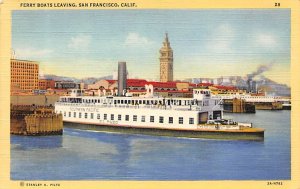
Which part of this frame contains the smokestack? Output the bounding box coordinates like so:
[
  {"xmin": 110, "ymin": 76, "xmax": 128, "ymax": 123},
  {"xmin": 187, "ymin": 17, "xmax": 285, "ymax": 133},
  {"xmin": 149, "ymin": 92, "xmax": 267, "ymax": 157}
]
[{"xmin": 118, "ymin": 61, "xmax": 127, "ymax": 96}]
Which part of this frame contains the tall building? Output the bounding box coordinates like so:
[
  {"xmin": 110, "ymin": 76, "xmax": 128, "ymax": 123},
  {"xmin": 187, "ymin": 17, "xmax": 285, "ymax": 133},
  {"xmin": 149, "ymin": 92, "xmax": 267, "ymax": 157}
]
[
  {"xmin": 118, "ymin": 61, "xmax": 127, "ymax": 96},
  {"xmin": 159, "ymin": 33, "xmax": 173, "ymax": 82},
  {"xmin": 11, "ymin": 59, "xmax": 39, "ymax": 92}
]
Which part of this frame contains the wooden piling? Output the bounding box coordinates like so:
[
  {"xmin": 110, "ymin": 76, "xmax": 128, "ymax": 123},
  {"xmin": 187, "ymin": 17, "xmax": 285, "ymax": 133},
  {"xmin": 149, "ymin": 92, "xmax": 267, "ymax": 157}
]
[{"xmin": 11, "ymin": 105, "xmax": 63, "ymax": 136}]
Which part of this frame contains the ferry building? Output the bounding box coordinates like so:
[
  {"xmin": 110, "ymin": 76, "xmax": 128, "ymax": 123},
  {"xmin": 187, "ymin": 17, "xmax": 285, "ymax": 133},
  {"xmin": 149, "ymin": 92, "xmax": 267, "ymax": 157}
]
[{"xmin": 159, "ymin": 33, "xmax": 173, "ymax": 82}]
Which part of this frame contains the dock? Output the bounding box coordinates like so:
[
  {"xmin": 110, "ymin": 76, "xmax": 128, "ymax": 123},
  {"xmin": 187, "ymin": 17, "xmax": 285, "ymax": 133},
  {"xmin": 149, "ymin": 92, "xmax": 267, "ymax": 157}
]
[
  {"xmin": 223, "ymin": 98, "xmax": 256, "ymax": 113},
  {"xmin": 10, "ymin": 105, "xmax": 63, "ymax": 136}
]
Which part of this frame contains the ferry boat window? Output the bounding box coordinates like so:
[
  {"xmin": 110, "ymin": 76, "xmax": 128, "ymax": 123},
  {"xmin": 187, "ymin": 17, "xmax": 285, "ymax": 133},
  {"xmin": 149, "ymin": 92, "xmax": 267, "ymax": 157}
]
[
  {"xmin": 143, "ymin": 100, "xmax": 146, "ymax": 104},
  {"xmin": 125, "ymin": 115, "xmax": 129, "ymax": 121},
  {"xmin": 68, "ymin": 112, "xmax": 71, "ymax": 117},
  {"xmin": 73, "ymin": 112, "xmax": 76, "ymax": 118},
  {"xmin": 179, "ymin": 117, "xmax": 183, "ymax": 124},
  {"xmin": 169, "ymin": 117, "xmax": 173, "ymax": 124},
  {"xmin": 85, "ymin": 113, "xmax": 88, "ymax": 119},
  {"xmin": 133, "ymin": 115, "xmax": 137, "ymax": 121},
  {"xmin": 204, "ymin": 100, "xmax": 209, "ymax": 106},
  {"xmin": 97, "ymin": 114, "xmax": 100, "ymax": 119},
  {"xmin": 98, "ymin": 100, "xmax": 100, "ymax": 103},
  {"xmin": 79, "ymin": 112, "xmax": 82, "ymax": 118},
  {"xmin": 118, "ymin": 114, "xmax": 121, "ymax": 121},
  {"xmin": 121, "ymin": 100, "xmax": 124, "ymax": 104},
  {"xmin": 139, "ymin": 100, "xmax": 142, "ymax": 104},
  {"xmin": 63, "ymin": 112, "xmax": 66, "ymax": 117},
  {"xmin": 104, "ymin": 114, "xmax": 107, "ymax": 120},
  {"xmin": 141, "ymin": 116, "xmax": 145, "ymax": 122},
  {"xmin": 189, "ymin": 118, "xmax": 194, "ymax": 124},
  {"xmin": 111, "ymin": 114, "xmax": 114, "ymax": 120},
  {"xmin": 159, "ymin": 116, "xmax": 164, "ymax": 123},
  {"xmin": 91, "ymin": 113, "xmax": 94, "ymax": 119},
  {"xmin": 150, "ymin": 116, "xmax": 154, "ymax": 123}
]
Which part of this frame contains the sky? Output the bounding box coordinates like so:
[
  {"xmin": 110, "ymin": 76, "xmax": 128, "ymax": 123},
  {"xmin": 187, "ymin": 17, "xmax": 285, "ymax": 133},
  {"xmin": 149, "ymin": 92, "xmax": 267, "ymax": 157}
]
[{"xmin": 12, "ymin": 9, "xmax": 290, "ymax": 85}]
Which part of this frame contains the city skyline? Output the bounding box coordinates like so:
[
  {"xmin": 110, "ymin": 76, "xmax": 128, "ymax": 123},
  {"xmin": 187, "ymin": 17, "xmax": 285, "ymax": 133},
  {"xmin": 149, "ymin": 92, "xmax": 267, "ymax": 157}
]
[{"xmin": 12, "ymin": 9, "xmax": 290, "ymax": 85}]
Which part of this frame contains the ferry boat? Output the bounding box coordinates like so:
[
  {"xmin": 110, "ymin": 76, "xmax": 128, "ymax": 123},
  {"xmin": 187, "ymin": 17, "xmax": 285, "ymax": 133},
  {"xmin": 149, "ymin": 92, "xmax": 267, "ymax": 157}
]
[{"xmin": 54, "ymin": 86, "xmax": 264, "ymax": 140}]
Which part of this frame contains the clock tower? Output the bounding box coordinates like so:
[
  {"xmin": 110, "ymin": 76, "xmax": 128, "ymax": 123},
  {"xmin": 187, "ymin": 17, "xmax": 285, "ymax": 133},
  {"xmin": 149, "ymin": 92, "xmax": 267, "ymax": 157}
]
[{"xmin": 159, "ymin": 33, "xmax": 173, "ymax": 82}]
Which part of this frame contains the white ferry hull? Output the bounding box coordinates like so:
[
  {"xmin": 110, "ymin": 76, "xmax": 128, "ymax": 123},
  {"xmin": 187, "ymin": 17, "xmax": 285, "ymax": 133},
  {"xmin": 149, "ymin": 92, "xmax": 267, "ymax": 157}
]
[{"xmin": 63, "ymin": 121, "xmax": 264, "ymax": 141}]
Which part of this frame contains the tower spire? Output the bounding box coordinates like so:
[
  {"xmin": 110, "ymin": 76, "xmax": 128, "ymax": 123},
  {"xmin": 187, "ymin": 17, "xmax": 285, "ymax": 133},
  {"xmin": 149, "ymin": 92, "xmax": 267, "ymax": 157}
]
[
  {"xmin": 165, "ymin": 32, "xmax": 169, "ymax": 43},
  {"xmin": 163, "ymin": 32, "xmax": 170, "ymax": 47}
]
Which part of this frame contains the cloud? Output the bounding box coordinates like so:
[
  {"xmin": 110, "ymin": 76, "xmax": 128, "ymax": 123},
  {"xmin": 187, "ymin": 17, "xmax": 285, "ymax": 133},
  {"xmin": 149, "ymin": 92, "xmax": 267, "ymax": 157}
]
[
  {"xmin": 124, "ymin": 32, "xmax": 153, "ymax": 46},
  {"xmin": 15, "ymin": 48, "xmax": 53, "ymax": 59},
  {"xmin": 68, "ymin": 35, "xmax": 91, "ymax": 49},
  {"xmin": 256, "ymin": 33, "xmax": 277, "ymax": 47},
  {"xmin": 206, "ymin": 24, "xmax": 235, "ymax": 53}
]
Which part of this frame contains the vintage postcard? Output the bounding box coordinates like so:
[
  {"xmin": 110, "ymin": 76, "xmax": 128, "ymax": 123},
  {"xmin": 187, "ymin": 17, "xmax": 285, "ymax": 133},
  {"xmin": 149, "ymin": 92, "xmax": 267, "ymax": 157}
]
[{"xmin": 0, "ymin": 0, "xmax": 299, "ymax": 189}]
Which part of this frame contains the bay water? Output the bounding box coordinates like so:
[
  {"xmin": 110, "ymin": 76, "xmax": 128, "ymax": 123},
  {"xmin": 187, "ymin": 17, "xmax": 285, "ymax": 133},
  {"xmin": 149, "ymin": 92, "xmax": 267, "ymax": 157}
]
[{"xmin": 11, "ymin": 110, "xmax": 290, "ymax": 180}]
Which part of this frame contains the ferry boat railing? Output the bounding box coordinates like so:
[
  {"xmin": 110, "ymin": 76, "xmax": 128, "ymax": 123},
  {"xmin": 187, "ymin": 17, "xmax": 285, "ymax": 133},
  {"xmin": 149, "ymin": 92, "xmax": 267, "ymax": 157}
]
[{"xmin": 55, "ymin": 102, "xmax": 202, "ymax": 111}]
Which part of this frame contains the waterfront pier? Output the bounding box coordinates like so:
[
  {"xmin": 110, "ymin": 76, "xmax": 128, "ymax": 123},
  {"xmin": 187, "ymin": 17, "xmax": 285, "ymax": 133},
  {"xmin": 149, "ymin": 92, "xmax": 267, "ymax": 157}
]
[
  {"xmin": 10, "ymin": 105, "xmax": 63, "ymax": 136},
  {"xmin": 223, "ymin": 98, "xmax": 256, "ymax": 113}
]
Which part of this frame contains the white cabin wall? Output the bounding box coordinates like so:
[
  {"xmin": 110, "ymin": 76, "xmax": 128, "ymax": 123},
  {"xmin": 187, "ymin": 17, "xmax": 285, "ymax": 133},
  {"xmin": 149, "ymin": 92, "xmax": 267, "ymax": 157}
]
[{"xmin": 55, "ymin": 104, "xmax": 200, "ymax": 130}]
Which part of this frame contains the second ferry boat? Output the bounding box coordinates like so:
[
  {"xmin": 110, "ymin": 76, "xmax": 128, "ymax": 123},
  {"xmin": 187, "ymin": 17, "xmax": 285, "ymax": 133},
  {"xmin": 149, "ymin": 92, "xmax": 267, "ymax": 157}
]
[{"xmin": 54, "ymin": 86, "xmax": 264, "ymax": 140}]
